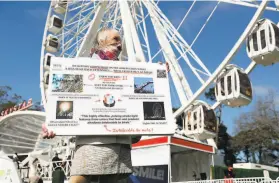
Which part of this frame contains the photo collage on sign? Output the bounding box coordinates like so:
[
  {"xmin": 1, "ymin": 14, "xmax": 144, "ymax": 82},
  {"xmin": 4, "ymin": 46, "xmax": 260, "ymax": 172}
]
[
  {"xmin": 52, "ymin": 74, "xmax": 83, "ymax": 93},
  {"xmin": 52, "ymin": 74, "xmax": 82, "ymax": 120},
  {"xmin": 134, "ymin": 69, "xmax": 167, "ymax": 121}
]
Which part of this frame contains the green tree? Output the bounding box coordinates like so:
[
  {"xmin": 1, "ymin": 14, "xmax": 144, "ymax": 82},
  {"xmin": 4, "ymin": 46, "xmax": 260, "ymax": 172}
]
[
  {"xmin": 0, "ymin": 86, "xmax": 22, "ymax": 111},
  {"xmin": 205, "ymin": 87, "xmax": 236, "ymax": 166},
  {"xmin": 232, "ymin": 91, "xmax": 279, "ymax": 165}
]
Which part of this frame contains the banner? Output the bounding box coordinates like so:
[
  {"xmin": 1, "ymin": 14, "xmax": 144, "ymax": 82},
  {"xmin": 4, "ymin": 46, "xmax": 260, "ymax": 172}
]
[
  {"xmin": 46, "ymin": 57, "xmax": 175, "ymax": 135},
  {"xmin": 128, "ymin": 165, "xmax": 168, "ymax": 183}
]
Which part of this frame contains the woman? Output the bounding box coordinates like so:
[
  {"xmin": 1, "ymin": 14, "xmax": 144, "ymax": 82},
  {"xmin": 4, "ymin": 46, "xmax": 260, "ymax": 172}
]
[{"xmin": 43, "ymin": 28, "xmax": 169, "ymax": 183}]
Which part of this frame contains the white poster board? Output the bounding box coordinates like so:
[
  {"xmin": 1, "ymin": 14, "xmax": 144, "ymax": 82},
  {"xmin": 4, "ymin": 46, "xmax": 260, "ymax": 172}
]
[{"xmin": 46, "ymin": 57, "xmax": 175, "ymax": 135}]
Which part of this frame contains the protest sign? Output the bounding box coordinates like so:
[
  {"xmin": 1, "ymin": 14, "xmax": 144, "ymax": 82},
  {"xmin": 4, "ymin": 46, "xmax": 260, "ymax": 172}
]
[{"xmin": 46, "ymin": 57, "xmax": 175, "ymax": 135}]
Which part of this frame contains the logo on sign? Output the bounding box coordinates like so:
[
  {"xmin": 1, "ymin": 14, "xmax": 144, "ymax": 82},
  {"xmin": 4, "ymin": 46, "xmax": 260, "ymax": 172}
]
[{"xmin": 88, "ymin": 73, "xmax": 95, "ymax": 80}]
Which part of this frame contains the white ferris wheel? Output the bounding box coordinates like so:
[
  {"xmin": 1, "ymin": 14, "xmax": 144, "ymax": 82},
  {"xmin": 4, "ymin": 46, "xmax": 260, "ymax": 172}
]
[
  {"xmin": 1, "ymin": 0, "xmax": 279, "ymax": 180},
  {"xmin": 36, "ymin": 0, "xmax": 279, "ymax": 146}
]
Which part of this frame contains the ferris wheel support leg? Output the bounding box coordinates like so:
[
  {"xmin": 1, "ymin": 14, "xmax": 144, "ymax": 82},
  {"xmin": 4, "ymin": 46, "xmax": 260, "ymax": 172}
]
[
  {"xmin": 174, "ymin": 0, "xmax": 268, "ymax": 118},
  {"xmin": 76, "ymin": 1, "xmax": 108, "ymax": 57},
  {"xmin": 119, "ymin": 0, "xmax": 136, "ymax": 62},
  {"xmin": 120, "ymin": 1, "xmax": 146, "ymax": 62},
  {"xmin": 143, "ymin": 1, "xmax": 192, "ymax": 102}
]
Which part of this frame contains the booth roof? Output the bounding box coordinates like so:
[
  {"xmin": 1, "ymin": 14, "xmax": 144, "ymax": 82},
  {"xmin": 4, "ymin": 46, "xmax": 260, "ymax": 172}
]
[{"xmin": 0, "ymin": 111, "xmax": 55, "ymax": 155}]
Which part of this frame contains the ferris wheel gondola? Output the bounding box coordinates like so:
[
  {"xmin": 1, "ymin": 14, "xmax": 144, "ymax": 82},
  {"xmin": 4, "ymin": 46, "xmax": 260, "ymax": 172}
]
[
  {"xmin": 215, "ymin": 64, "xmax": 252, "ymax": 107},
  {"xmin": 247, "ymin": 18, "xmax": 279, "ymax": 66},
  {"xmin": 43, "ymin": 53, "xmax": 54, "ymax": 70},
  {"xmin": 45, "ymin": 34, "xmax": 59, "ymax": 53},
  {"xmin": 48, "ymin": 15, "xmax": 63, "ymax": 34},
  {"xmin": 51, "ymin": 0, "xmax": 67, "ymax": 15},
  {"xmin": 184, "ymin": 101, "xmax": 217, "ymax": 141}
]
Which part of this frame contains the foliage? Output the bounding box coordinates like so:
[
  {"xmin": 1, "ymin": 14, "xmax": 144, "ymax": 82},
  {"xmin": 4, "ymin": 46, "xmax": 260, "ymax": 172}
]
[
  {"xmin": 212, "ymin": 165, "xmax": 279, "ymax": 179},
  {"xmin": 173, "ymin": 107, "xmax": 184, "ymax": 127},
  {"xmin": 205, "ymin": 87, "xmax": 216, "ymax": 101},
  {"xmin": 28, "ymin": 101, "xmax": 44, "ymax": 112},
  {"xmin": 232, "ymin": 91, "xmax": 279, "ymax": 165},
  {"xmin": 0, "ymin": 86, "xmax": 43, "ymax": 112},
  {"xmin": 205, "ymin": 87, "xmax": 236, "ymax": 166},
  {"xmin": 0, "ymin": 86, "xmax": 22, "ymax": 111}
]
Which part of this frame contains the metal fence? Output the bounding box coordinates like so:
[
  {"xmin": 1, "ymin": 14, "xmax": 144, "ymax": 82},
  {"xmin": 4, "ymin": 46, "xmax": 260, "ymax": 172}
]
[
  {"xmin": 173, "ymin": 177, "xmax": 274, "ymax": 183},
  {"xmin": 21, "ymin": 161, "xmax": 279, "ymax": 182}
]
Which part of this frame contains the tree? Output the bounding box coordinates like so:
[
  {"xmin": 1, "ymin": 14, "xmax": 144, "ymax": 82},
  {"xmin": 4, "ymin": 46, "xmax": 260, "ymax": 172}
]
[
  {"xmin": 172, "ymin": 107, "xmax": 184, "ymax": 128},
  {"xmin": 0, "ymin": 86, "xmax": 22, "ymax": 111},
  {"xmin": 205, "ymin": 87, "xmax": 236, "ymax": 166},
  {"xmin": 232, "ymin": 91, "xmax": 279, "ymax": 165}
]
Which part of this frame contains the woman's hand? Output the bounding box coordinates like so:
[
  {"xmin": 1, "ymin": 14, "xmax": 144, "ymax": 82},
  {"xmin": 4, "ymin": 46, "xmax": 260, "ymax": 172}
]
[
  {"xmin": 158, "ymin": 61, "xmax": 170, "ymax": 72},
  {"xmin": 42, "ymin": 123, "xmax": 56, "ymax": 139}
]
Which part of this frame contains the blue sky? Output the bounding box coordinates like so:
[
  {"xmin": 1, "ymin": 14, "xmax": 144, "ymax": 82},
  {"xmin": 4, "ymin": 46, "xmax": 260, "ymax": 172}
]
[{"xmin": 0, "ymin": 1, "xmax": 279, "ymax": 135}]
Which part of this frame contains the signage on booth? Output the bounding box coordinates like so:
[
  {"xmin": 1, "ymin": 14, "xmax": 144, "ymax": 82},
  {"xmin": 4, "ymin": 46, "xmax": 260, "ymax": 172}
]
[
  {"xmin": 0, "ymin": 98, "xmax": 33, "ymax": 117},
  {"xmin": 45, "ymin": 57, "xmax": 175, "ymax": 136},
  {"xmin": 128, "ymin": 165, "xmax": 168, "ymax": 183}
]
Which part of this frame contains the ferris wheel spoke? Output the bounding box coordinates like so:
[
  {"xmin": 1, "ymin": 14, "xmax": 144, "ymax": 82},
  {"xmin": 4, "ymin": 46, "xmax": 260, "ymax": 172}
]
[
  {"xmin": 220, "ymin": 0, "xmax": 279, "ymax": 12},
  {"xmin": 76, "ymin": 1, "xmax": 108, "ymax": 57},
  {"xmin": 61, "ymin": 8, "xmax": 98, "ymax": 57},
  {"xmin": 68, "ymin": 2, "xmax": 92, "ymax": 12},
  {"xmin": 144, "ymin": 1, "xmax": 193, "ymax": 101},
  {"xmin": 174, "ymin": 0, "xmax": 268, "ymax": 118},
  {"xmin": 189, "ymin": 1, "xmax": 220, "ymax": 48}
]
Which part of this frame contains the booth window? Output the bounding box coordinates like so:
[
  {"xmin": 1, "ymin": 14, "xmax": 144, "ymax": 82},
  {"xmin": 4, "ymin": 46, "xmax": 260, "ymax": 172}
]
[
  {"xmin": 247, "ymin": 37, "xmax": 250, "ymax": 52},
  {"xmin": 46, "ymin": 55, "xmax": 51, "ymax": 66},
  {"xmin": 203, "ymin": 106, "xmax": 216, "ymax": 133},
  {"xmin": 252, "ymin": 32, "xmax": 258, "ymax": 51},
  {"xmin": 220, "ymin": 77, "xmax": 225, "ymax": 96},
  {"xmin": 234, "ymin": 72, "xmax": 237, "ymax": 91},
  {"xmin": 238, "ymin": 70, "xmax": 251, "ymax": 97},
  {"xmin": 60, "ymin": 1, "xmax": 67, "ymax": 8},
  {"xmin": 54, "ymin": 17, "xmax": 63, "ymax": 28},
  {"xmin": 49, "ymin": 40, "xmax": 58, "ymax": 47},
  {"xmin": 46, "ymin": 74, "xmax": 49, "ymax": 85},
  {"xmin": 272, "ymin": 23, "xmax": 279, "ymax": 47},
  {"xmin": 269, "ymin": 26, "xmax": 272, "ymax": 45},
  {"xmin": 260, "ymin": 29, "xmax": 266, "ymax": 49},
  {"xmin": 227, "ymin": 75, "xmax": 232, "ymax": 95}
]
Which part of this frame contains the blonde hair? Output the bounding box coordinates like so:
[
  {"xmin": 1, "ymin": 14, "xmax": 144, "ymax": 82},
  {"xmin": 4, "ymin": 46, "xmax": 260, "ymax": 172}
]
[{"xmin": 93, "ymin": 28, "xmax": 118, "ymax": 50}]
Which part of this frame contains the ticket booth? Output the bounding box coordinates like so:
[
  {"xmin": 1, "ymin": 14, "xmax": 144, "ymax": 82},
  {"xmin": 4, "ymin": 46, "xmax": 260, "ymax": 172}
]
[{"xmin": 131, "ymin": 135, "xmax": 215, "ymax": 183}]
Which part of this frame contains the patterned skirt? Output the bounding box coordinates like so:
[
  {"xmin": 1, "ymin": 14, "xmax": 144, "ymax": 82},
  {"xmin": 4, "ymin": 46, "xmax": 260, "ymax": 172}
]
[{"xmin": 70, "ymin": 144, "xmax": 133, "ymax": 176}]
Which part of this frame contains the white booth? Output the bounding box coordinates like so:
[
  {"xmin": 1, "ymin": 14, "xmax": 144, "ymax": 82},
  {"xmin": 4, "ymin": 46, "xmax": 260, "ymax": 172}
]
[{"xmin": 131, "ymin": 135, "xmax": 215, "ymax": 183}]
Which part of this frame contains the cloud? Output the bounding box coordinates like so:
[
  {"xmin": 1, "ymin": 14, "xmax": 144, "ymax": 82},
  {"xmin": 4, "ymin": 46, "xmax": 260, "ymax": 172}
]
[
  {"xmin": 25, "ymin": 8, "xmax": 48, "ymax": 20},
  {"xmin": 253, "ymin": 85, "xmax": 279, "ymax": 105},
  {"xmin": 253, "ymin": 85, "xmax": 272, "ymax": 96}
]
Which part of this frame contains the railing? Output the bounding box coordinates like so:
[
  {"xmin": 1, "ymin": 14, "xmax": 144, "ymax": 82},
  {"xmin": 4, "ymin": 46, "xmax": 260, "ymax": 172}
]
[
  {"xmin": 21, "ymin": 161, "xmax": 279, "ymax": 182},
  {"xmin": 173, "ymin": 177, "xmax": 273, "ymax": 183},
  {"xmin": 32, "ymin": 160, "xmax": 71, "ymax": 181}
]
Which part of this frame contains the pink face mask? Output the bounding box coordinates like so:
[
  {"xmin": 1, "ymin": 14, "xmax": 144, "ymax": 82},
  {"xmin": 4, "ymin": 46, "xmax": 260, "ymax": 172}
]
[{"xmin": 97, "ymin": 50, "xmax": 119, "ymax": 60}]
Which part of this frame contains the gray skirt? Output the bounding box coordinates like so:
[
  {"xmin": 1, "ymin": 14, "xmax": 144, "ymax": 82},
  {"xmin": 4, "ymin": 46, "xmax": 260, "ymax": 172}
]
[{"xmin": 70, "ymin": 144, "xmax": 133, "ymax": 176}]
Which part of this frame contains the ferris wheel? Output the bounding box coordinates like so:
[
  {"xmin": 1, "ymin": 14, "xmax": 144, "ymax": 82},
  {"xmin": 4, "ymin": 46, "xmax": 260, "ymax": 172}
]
[{"xmin": 39, "ymin": 0, "xmax": 279, "ymax": 141}]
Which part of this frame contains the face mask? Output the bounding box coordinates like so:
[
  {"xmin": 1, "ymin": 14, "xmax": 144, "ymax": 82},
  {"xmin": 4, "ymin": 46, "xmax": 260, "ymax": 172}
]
[{"xmin": 96, "ymin": 50, "xmax": 119, "ymax": 60}]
